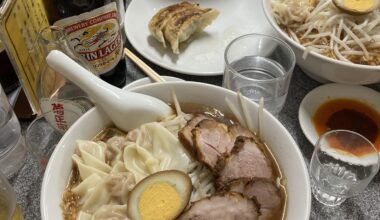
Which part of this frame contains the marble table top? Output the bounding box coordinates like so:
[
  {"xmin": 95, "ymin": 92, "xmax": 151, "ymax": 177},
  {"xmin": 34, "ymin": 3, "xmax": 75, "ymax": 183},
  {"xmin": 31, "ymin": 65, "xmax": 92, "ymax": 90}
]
[
  {"xmin": 11, "ymin": 44, "xmax": 380, "ymax": 219},
  {"xmin": 10, "ymin": 0, "xmax": 380, "ymax": 218}
]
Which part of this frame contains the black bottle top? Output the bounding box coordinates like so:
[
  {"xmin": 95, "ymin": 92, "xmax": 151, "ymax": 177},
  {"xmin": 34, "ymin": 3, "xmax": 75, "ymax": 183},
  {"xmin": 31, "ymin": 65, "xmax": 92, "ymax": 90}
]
[
  {"xmin": 55, "ymin": 0, "xmax": 104, "ymax": 18},
  {"xmin": 48, "ymin": 0, "xmax": 104, "ymax": 23}
]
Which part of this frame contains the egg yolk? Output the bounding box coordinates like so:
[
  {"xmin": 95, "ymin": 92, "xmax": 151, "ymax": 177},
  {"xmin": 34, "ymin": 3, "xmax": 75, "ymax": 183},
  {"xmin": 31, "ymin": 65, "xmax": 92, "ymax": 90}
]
[
  {"xmin": 343, "ymin": 0, "xmax": 374, "ymax": 12},
  {"xmin": 138, "ymin": 182, "xmax": 182, "ymax": 220}
]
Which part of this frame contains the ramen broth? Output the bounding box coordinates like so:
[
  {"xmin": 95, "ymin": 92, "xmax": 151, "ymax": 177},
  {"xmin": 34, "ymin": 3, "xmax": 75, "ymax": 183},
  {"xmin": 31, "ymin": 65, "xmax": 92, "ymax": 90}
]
[{"xmin": 61, "ymin": 104, "xmax": 287, "ymax": 220}]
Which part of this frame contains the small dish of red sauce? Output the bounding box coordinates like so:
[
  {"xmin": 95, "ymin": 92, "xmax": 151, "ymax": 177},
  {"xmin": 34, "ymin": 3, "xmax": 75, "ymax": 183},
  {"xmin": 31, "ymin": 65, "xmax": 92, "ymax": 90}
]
[{"xmin": 299, "ymin": 84, "xmax": 380, "ymax": 155}]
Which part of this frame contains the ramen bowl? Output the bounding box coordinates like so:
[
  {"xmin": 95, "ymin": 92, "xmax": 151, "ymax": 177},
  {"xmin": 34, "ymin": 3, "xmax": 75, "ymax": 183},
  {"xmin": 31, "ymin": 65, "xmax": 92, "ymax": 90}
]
[
  {"xmin": 40, "ymin": 81, "xmax": 311, "ymax": 219},
  {"xmin": 262, "ymin": 0, "xmax": 380, "ymax": 85}
]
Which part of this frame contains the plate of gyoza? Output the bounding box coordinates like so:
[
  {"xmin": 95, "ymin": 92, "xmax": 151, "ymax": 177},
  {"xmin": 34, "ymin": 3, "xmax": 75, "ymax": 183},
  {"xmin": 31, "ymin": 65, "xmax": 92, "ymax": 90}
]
[{"xmin": 124, "ymin": 0, "xmax": 275, "ymax": 76}]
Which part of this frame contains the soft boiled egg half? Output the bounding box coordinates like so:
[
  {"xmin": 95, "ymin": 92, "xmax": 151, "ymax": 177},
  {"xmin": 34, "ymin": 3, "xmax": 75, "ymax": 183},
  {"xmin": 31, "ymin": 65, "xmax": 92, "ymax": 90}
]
[
  {"xmin": 127, "ymin": 170, "xmax": 192, "ymax": 220},
  {"xmin": 333, "ymin": 0, "xmax": 379, "ymax": 15}
]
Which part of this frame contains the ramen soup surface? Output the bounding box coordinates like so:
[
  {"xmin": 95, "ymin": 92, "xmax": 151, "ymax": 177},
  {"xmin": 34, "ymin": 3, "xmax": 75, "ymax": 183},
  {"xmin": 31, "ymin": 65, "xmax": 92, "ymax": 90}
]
[{"xmin": 61, "ymin": 103, "xmax": 287, "ymax": 220}]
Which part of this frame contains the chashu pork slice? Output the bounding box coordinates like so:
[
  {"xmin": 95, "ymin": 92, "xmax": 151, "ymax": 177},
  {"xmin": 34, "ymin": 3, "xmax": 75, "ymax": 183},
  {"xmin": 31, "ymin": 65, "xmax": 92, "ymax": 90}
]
[
  {"xmin": 177, "ymin": 192, "xmax": 260, "ymax": 220},
  {"xmin": 178, "ymin": 114, "xmax": 211, "ymax": 158},
  {"xmin": 225, "ymin": 178, "xmax": 283, "ymax": 220},
  {"xmin": 229, "ymin": 124, "xmax": 255, "ymax": 139},
  {"xmin": 192, "ymin": 119, "xmax": 234, "ymax": 171},
  {"xmin": 229, "ymin": 124, "xmax": 264, "ymax": 144},
  {"xmin": 218, "ymin": 137, "xmax": 274, "ymax": 184},
  {"xmin": 179, "ymin": 115, "xmax": 262, "ymax": 172},
  {"xmin": 148, "ymin": 2, "xmax": 195, "ymax": 48}
]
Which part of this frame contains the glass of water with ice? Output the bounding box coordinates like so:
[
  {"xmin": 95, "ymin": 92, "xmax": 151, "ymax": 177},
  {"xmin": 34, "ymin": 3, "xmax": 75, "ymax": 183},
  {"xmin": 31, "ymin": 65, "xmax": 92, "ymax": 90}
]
[
  {"xmin": 310, "ymin": 130, "xmax": 380, "ymax": 206},
  {"xmin": 222, "ymin": 34, "xmax": 295, "ymax": 116}
]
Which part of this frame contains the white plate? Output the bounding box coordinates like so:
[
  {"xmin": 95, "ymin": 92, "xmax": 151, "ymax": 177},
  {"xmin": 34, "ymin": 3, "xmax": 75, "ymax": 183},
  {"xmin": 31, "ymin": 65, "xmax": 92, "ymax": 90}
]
[
  {"xmin": 124, "ymin": 0, "xmax": 275, "ymax": 76},
  {"xmin": 298, "ymin": 83, "xmax": 380, "ymax": 146}
]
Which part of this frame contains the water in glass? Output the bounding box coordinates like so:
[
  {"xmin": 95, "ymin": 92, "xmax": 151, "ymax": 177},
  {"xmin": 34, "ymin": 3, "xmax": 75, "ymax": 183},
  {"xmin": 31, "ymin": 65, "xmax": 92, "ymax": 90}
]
[{"xmin": 224, "ymin": 56, "xmax": 287, "ymax": 115}]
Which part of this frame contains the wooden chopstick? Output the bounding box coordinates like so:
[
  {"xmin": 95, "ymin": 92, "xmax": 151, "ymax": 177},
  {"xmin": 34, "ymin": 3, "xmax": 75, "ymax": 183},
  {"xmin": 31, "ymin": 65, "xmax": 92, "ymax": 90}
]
[
  {"xmin": 124, "ymin": 47, "xmax": 183, "ymax": 115},
  {"xmin": 124, "ymin": 48, "xmax": 165, "ymax": 83}
]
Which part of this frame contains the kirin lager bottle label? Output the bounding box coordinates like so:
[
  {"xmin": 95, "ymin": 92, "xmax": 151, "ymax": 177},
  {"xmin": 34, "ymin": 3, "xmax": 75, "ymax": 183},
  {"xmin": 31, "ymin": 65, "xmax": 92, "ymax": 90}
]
[{"xmin": 54, "ymin": 3, "xmax": 123, "ymax": 76}]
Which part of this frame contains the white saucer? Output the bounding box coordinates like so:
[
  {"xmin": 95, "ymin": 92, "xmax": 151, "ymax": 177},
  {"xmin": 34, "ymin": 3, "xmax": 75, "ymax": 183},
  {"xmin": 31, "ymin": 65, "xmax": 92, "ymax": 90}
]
[{"xmin": 298, "ymin": 83, "xmax": 380, "ymax": 146}]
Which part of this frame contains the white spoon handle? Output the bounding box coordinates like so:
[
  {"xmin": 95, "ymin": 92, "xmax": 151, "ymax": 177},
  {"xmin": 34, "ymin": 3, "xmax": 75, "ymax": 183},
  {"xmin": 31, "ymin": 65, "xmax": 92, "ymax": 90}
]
[
  {"xmin": 46, "ymin": 50, "xmax": 172, "ymax": 131},
  {"xmin": 46, "ymin": 50, "xmax": 122, "ymax": 105}
]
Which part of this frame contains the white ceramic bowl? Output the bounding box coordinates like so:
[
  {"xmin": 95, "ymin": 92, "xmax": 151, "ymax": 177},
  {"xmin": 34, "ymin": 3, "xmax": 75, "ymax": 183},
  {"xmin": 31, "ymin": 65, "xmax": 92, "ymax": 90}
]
[
  {"xmin": 299, "ymin": 83, "xmax": 380, "ymax": 147},
  {"xmin": 124, "ymin": 76, "xmax": 183, "ymax": 90},
  {"xmin": 262, "ymin": 0, "xmax": 380, "ymax": 85},
  {"xmin": 41, "ymin": 82, "xmax": 311, "ymax": 219}
]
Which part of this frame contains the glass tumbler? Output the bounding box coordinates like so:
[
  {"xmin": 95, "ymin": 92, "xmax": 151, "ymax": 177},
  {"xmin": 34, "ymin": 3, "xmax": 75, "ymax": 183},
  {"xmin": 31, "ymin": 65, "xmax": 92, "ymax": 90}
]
[
  {"xmin": 36, "ymin": 26, "xmax": 94, "ymax": 134},
  {"xmin": 25, "ymin": 117, "xmax": 62, "ymax": 168},
  {"xmin": 310, "ymin": 130, "xmax": 380, "ymax": 206},
  {"xmin": 0, "ymin": 83, "xmax": 26, "ymax": 177},
  {"xmin": 222, "ymin": 34, "xmax": 295, "ymax": 116},
  {"xmin": 0, "ymin": 171, "xmax": 23, "ymax": 220}
]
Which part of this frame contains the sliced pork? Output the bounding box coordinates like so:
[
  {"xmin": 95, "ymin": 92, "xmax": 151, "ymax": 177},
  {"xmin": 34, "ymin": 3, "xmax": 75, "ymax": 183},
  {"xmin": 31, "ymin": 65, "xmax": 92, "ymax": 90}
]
[
  {"xmin": 227, "ymin": 178, "xmax": 281, "ymax": 209},
  {"xmin": 229, "ymin": 124, "xmax": 265, "ymax": 146},
  {"xmin": 178, "ymin": 114, "xmax": 210, "ymax": 157},
  {"xmin": 177, "ymin": 114, "xmax": 284, "ymax": 219},
  {"xmin": 192, "ymin": 119, "xmax": 234, "ymax": 170},
  {"xmin": 178, "ymin": 114, "xmax": 268, "ymax": 174},
  {"xmin": 177, "ymin": 192, "xmax": 260, "ymax": 220},
  {"xmin": 229, "ymin": 124, "xmax": 255, "ymax": 139},
  {"xmin": 218, "ymin": 137, "xmax": 274, "ymax": 184}
]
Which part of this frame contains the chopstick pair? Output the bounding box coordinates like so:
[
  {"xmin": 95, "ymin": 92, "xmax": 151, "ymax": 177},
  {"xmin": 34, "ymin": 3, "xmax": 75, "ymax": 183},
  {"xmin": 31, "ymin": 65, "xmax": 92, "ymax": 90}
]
[
  {"xmin": 124, "ymin": 48, "xmax": 165, "ymax": 83},
  {"xmin": 124, "ymin": 47, "xmax": 182, "ymax": 115}
]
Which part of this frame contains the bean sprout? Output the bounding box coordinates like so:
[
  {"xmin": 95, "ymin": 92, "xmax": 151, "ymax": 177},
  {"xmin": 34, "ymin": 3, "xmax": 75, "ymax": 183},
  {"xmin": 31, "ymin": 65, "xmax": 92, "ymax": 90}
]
[{"xmin": 271, "ymin": 0, "xmax": 380, "ymax": 65}]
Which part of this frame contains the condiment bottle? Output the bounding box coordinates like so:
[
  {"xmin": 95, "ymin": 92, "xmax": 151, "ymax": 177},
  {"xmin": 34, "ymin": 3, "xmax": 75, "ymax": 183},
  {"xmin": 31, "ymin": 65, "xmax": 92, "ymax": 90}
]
[
  {"xmin": 43, "ymin": 0, "xmax": 126, "ymax": 88},
  {"xmin": 37, "ymin": 26, "xmax": 94, "ymax": 134}
]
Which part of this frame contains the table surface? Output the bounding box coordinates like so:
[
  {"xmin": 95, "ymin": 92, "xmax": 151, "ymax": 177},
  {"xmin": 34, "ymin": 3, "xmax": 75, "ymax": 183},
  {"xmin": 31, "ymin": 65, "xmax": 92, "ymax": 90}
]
[
  {"xmin": 10, "ymin": 2, "xmax": 380, "ymax": 220},
  {"xmin": 11, "ymin": 46, "xmax": 380, "ymax": 220}
]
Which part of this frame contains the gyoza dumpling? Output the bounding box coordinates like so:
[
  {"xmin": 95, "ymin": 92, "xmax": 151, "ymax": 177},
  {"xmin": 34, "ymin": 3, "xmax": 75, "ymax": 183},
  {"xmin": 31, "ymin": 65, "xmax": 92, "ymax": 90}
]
[
  {"xmin": 163, "ymin": 5, "xmax": 219, "ymax": 54},
  {"xmin": 149, "ymin": 2, "xmax": 196, "ymax": 48}
]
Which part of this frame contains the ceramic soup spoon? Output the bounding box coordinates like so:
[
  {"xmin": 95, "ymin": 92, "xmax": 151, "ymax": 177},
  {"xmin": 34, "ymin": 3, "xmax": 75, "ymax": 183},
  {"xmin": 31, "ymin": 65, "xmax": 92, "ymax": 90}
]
[{"xmin": 46, "ymin": 50, "xmax": 173, "ymax": 131}]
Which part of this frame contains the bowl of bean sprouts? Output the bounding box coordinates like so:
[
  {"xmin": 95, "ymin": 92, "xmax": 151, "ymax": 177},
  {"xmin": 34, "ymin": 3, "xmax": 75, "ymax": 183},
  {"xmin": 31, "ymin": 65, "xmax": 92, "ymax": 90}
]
[{"xmin": 263, "ymin": 0, "xmax": 380, "ymax": 85}]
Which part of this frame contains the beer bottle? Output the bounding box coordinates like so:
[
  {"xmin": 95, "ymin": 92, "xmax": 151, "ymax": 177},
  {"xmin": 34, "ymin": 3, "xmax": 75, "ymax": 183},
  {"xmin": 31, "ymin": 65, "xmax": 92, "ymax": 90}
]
[{"xmin": 45, "ymin": 0, "xmax": 126, "ymax": 88}]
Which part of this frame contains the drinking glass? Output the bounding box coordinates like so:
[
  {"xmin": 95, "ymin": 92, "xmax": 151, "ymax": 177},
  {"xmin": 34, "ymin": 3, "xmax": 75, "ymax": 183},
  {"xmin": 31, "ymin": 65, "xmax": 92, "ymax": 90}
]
[
  {"xmin": 25, "ymin": 117, "xmax": 62, "ymax": 168},
  {"xmin": 310, "ymin": 130, "xmax": 380, "ymax": 206},
  {"xmin": 222, "ymin": 34, "xmax": 295, "ymax": 116},
  {"xmin": 0, "ymin": 83, "xmax": 26, "ymax": 177},
  {"xmin": 0, "ymin": 171, "xmax": 23, "ymax": 220},
  {"xmin": 36, "ymin": 26, "xmax": 94, "ymax": 134}
]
